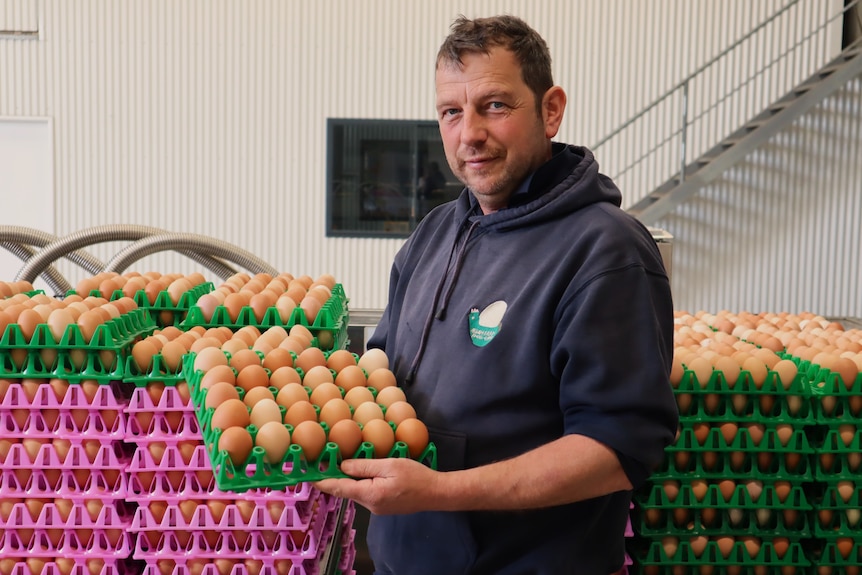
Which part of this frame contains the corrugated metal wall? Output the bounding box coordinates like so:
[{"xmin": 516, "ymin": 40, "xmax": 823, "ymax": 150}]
[{"xmin": 0, "ymin": 0, "xmax": 852, "ymax": 312}]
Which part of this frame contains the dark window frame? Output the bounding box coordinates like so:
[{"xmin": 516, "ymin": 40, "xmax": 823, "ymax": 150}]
[{"xmin": 326, "ymin": 118, "xmax": 458, "ymax": 239}]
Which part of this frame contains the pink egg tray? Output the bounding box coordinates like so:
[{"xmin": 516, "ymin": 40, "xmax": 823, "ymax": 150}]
[
  {"xmin": 0, "ymin": 527, "xmax": 132, "ymax": 558},
  {"xmin": 124, "ymin": 410, "xmax": 201, "ymax": 441},
  {"xmin": 0, "ymin": 501, "xmax": 133, "ymax": 530},
  {"xmin": 132, "ymin": 499, "xmax": 333, "ymax": 561},
  {"xmin": 0, "ymin": 381, "xmax": 127, "ymax": 410},
  {"xmin": 0, "ymin": 558, "xmax": 136, "ymax": 575},
  {"xmin": 128, "ymin": 495, "xmax": 320, "ymax": 532},
  {"xmin": 1, "ymin": 439, "xmax": 129, "ymax": 469},
  {"xmin": 0, "ymin": 467, "xmax": 127, "ymax": 499},
  {"xmin": 1, "ymin": 408, "xmax": 125, "ymax": 439},
  {"xmin": 140, "ymin": 558, "xmax": 326, "ymax": 575},
  {"xmin": 127, "ymin": 384, "xmax": 192, "ymax": 412},
  {"xmin": 124, "ymin": 444, "xmax": 317, "ymax": 502}
]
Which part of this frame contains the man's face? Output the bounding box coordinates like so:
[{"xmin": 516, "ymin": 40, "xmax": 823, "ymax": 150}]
[{"xmin": 435, "ymin": 47, "xmax": 555, "ymax": 214}]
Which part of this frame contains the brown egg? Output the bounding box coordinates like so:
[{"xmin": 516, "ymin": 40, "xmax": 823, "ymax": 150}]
[
  {"xmin": 205, "ymin": 381, "xmax": 241, "ymax": 410},
  {"xmin": 263, "ymin": 348, "xmax": 294, "ymax": 372},
  {"xmin": 193, "ymin": 348, "xmax": 229, "ymax": 372},
  {"xmin": 357, "ymin": 348, "xmax": 389, "ymax": 374},
  {"xmin": 326, "ymin": 349, "xmax": 357, "ymax": 373},
  {"xmin": 223, "ymin": 292, "xmax": 249, "ymax": 321},
  {"xmin": 291, "ymin": 420, "xmax": 327, "ymax": 462},
  {"xmin": 243, "ymin": 386, "xmax": 275, "ymax": 408},
  {"xmin": 46, "ymin": 308, "xmax": 74, "ymax": 342},
  {"xmin": 236, "ymin": 364, "xmax": 269, "ymax": 393},
  {"xmin": 276, "ymin": 382, "xmax": 310, "ymax": 410},
  {"xmin": 715, "ymin": 536, "xmax": 735, "ymax": 558},
  {"xmin": 218, "ymin": 426, "xmax": 253, "ymax": 466},
  {"xmin": 255, "ymin": 421, "xmax": 292, "ymax": 464},
  {"xmin": 362, "ymin": 418, "xmax": 396, "ymax": 458},
  {"xmin": 249, "ymin": 398, "xmax": 283, "ymax": 429},
  {"xmin": 221, "ymin": 338, "xmax": 249, "ymax": 356},
  {"xmin": 190, "ymin": 336, "xmax": 224, "ymax": 353},
  {"xmin": 132, "ymin": 340, "xmax": 159, "ymax": 372},
  {"xmin": 299, "ymin": 296, "xmax": 322, "ymax": 324},
  {"xmin": 353, "ymin": 401, "xmax": 385, "ymax": 426},
  {"xmin": 395, "ymin": 418, "xmax": 429, "ymax": 458},
  {"xmin": 210, "ymin": 399, "xmax": 250, "ymax": 431},
  {"xmin": 344, "ymin": 386, "xmax": 375, "ymax": 409},
  {"xmin": 328, "ymin": 419, "xmax": 363, "ymax": 459},
  {"xmin": 836, "ymin": 537, "xmax": 854, "ymax": 559},
  {"xmin": 772, "ymin": 359, "xmax": 798, "ymax": 389},
  {"xmin": 384, "ymin": 401, "xmax": 417, "ymax": 426},
  {"xmin": 309, "ymin": 382, "xmax": 342, "ymax": 408},
  {"xmin": 160, "ymin": 340, "xmax": 187, "ymax": 372},
  {"xmin": 335, "ymin": 365, "xmax": 367, "ymax": 391},
  {"xmin": 743, "ymin": 357, "xmax": 768, "ymax": 388},
  {"xmin": 200, "ymin": 364, "xmax": 237, "ymax": 390},
  {"xmin": 229, "ymin": 348, "xmax": 262, "ymax": 373},
  {"xmin": 375, "ymin": 386, "xmax": 407, "ymax": 408},
  {"xmin": 283, "ymin": 401, "xmax": 318, "ymax": 428},
  {"xmin": 295, "ymin": 347, "xmax": 327, "ymax": 373},
  {"xmin": 303, "ymin": 365, "xmax": 335, "ymax": 390},
  {"xmin": 289, "ymin": 324, "xmax": 314, "ymax": 346},
  {"xmin": 686, "ymin": 357, "xmax": 713, "ymax": 388},
  {"xmin": 367, "ymin": 368, "xmax": 397, "ymax": 390},
  {"xmin": 318, "ymin": 398, "xmax": 352, "ymax": 428}
]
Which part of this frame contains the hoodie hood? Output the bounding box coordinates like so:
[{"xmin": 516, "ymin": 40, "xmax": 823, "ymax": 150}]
[{"xmin": 453, "ymin": 143, "xmax": 623, "ymax": 231}]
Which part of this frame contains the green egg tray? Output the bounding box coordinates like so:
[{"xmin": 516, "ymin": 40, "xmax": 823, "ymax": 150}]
[{"xmin": 183, "ymin": 349, "xmax": 437, "ymax": 493}]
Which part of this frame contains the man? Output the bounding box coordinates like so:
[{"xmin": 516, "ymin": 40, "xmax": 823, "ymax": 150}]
[{"xmin": 316, "ymin": 15, "xmax": 678, "ymax": 574}]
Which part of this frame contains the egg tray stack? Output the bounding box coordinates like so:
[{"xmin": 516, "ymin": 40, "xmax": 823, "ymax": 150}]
[
  {"xmin": 180, "ymin": 284, "xmax": 349, "ymax": 352},
  {"xmin": 629, "ymin": 366, "xmax": 817, "ymax": 575},
  {"xmin": 124, "ymin": 349, "xmax": 347, "ymax": 575},
  {"xmin": 93, "ymin": 282, "xmax": 215, "ymax": 328},
  {"xmin": 0, "ymin": 379, "xmax": 135, "ymax": 575},
  {"xmin": 0, "ymin": 308, "xmax": 157, "ymax": 380},
  {"xmin": 802, "ymin": 361, "xmax": 862, "ymax": 573}
]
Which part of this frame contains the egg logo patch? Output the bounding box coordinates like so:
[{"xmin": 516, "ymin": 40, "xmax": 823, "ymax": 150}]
[{"xmin": 468, "ymin": 301, "xmax": 507, "ymax": 347}]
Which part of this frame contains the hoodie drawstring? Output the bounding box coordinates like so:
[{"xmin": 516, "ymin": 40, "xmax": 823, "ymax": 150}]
[{"xmin": 405, "ymin": 219, "xmax": 480, "ymax": 386}]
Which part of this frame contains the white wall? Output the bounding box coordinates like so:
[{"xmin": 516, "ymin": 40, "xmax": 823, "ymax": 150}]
[{"xmin": 0, "ymin": 0, "xmax": 844, "ymax": 310}]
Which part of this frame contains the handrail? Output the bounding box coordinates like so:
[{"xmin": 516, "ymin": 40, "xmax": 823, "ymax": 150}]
[{"xmin": 591, "ymin": 0, "xmax": 802, "ymax": 150}]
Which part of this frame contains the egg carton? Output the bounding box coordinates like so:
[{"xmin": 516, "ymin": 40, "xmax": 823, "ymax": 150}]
[
  {"xmin": 139, "ymin": 557, "xmax": 326, "ymax": 575},
  {"xmin": 634, "ymin": 538, "xmax": 810, "ymax": 567},
  {"xmin": 127, "ymin": 383, "xmax": 193, "ymax": 412},
  {"xmin": 657, "ymin": 441, "xmax": 814, "ymax": 481},
  {"xmin": 677, "ymin": 365, "xmax": 812, "ymax": 397},
  {"xmin": 180, "ymin": 284, "xmax": 349, "ymax": 352},
  {"xmin": 132, "ymin": 513, "xmax": 331, "ymax": 561},
  {"xmin": 635, "ymin": 505, "xmax": 813, "ymax": 538},
  {"xmin": 626, "ymin": 567, "xmax": 805, "ymax": 575},
  {"xmin": 0, "ymin": 558, "xmax": 137, "ymax": 575},
  {"xmin": 123, "ymin": 353, "xmax": 189, "ymax": 386},
  {"xmin": 812, "ymin": 538, "xmax": 862, "ymax": 566},
  {"xmin": 0, "ymin": 380, "xmax": 127, "ymax": 410},
  {"xmin": 0, "ymin": 467, "xmax": 127, "ymax": 499},
  {"xmin": 638, "ymin": 481, "xmax": 812, "ymax": 512},
  {"xmin": 128, "ymin": 495, "xmax": 321, "ymax": 532},
  {"xmin": 337, "ymin": 528, "xmax": 357, "ymax": 573},
  {"xmin": 1, "ymin": 408, "xmax": 126, "ymax": 439},
  {"xmin": 0, "ymin": 439, "xmax": 129, "ymax": 470},
  {"xmin": 124, "ymin": 444, "xmax": 315, "ymax": 502},
  {"xmin": 0, "ymin": 527, "xmax": 133, "ymax": 558},
  {"xmin": 0, "ymin": 309, "xmax": 154, "ymax": 352},
  {"xmin": 0, "ymin": 501, "xmax": 134, "ymax": 530},
  {"xmin": 125, "ymin": 410, "xmax": 202, "ymax": 441},
  {"xmin": 814, "ymin": 511, "xmax": 862, "ymax": 537}
]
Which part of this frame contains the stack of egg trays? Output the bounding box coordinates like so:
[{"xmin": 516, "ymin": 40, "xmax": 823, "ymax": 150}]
[
  {"xmin": 0, "ymin": 308, "xmax": 157, "ymax": 379},
  {"xmin": 180, "ymin": 284, "xmax": 349, "ymax": 351},
  {"xmin": 121, "ymin": 282, "xmax": 214, "ymax": 327},
  {"xmin": 124, "ymin": 349, "xmax": 340, "ymax": 575},
  {"xmin": 0, "ymin": 377, "xmax": 133, "ymax": 570},
  {"xmin": 805, "ymin": 366, "xmax": 862, "ymax": 571},
  {"xmin": 630, "ymin": 367, "xmax": 816, "ymax": 574}
]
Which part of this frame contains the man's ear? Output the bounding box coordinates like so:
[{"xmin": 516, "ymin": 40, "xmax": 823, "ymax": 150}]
[{"xmin": 542, "ymin": 86, "xmax": 567, "ymax": 139}]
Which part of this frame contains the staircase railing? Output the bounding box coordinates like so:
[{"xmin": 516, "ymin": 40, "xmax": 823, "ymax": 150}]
[{"xmin": 592, "ymin": 0, "xmax": 857, "ymax": 210}]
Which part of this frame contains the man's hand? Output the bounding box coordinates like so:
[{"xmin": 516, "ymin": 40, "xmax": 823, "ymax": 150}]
[{"xmin": 314, "ymin": 458, "xmax": 442, "ymax": 515}]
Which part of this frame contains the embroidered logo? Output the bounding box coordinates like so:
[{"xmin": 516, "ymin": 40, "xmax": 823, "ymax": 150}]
[{"xmin": 468, "ymin": 301, "xmax": 508, "ymax": 347}]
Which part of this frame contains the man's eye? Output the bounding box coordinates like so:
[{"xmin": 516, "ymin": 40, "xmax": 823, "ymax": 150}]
[{"xmin": 489, "ymin": 102, "xmax": 505, "ymax": 110}]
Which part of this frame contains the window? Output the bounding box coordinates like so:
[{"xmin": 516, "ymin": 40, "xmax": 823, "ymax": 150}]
[{"xmin": 326, "ymin": 119, "xmax": 460, "ymax": 238}]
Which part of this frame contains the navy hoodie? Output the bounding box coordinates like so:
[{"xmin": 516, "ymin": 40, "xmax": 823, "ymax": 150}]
[{"xmin": 366, "ymin": 144, "xmax": 678, "ymax": 574}]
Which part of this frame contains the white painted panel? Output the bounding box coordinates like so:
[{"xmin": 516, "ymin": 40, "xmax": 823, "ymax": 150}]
[
  {"xmin": 0, "ymin": 117, "xmax": 53, "ymax": 291},
  {"xmin": 0, "ymin": 0, "xmax": 38, "ymax": 33}
]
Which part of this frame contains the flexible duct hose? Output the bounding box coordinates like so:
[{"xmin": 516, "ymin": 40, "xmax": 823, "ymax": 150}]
[
  {"xmin": 14, "ymin": 225, "xmax": 238, "ymax": 286},
  {"xmin": 0, "ymin": 241, "xmax": 71, "ymax": 294},
  {"xmin": 104, "ymin": 232, "xmax": 279, "ymax": 277},
  {"xmin": 1, "ymin": 226, "xmax": 104, "ymax": 276}
]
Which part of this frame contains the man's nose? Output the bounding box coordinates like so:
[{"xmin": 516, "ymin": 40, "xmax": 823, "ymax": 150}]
[{"xmin": 460, "ymin": 109, "xmax": 487, "ymax": 146}]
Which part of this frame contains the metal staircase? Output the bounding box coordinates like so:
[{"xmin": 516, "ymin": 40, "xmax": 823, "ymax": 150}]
[
  {"xmin": 628, "ymin": 39, "xmax": 862, "ymax": 225},
  {"xmin": 591, "ymin": 0, "xmax": 862, "ymax": 226}
]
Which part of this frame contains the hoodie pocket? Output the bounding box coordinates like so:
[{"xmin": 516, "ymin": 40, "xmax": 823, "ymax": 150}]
[
  {"xmin": 428, "ymin": 426, "xmax": 467, "ymax": 472},
  {"xmin": 368, "ymin": 511, "xmax": 476, "ymax": 575}
]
